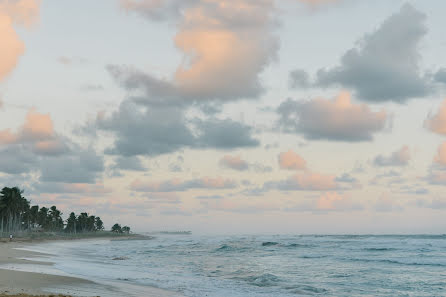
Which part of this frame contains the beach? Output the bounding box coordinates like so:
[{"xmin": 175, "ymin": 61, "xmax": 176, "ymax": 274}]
[
  {"xmin": 1, "ymin": 234, "xmax": 444, "ymax": 296},
  {"xmin": 0, "ymin": 241, "xmax": 88, "ymax": 296},
  {"xmin": 0, "ymin": 237, "xmax": 181, "ymax": 297}
]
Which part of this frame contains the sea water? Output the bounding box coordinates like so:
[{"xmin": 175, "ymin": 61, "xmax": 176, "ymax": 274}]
[{"xmin": 18, "ymin": 234, "xmax": 446, "ymax": 296}]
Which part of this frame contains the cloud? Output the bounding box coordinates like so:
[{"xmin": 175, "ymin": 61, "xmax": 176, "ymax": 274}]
[
  {"xmin": 306, "ymin": 4, "xmax": 429, "ymax": 102},
  {"xmin": 369, "ymin": 170, "xmax": 404, "ymax": 186},
  {"xmin": 120, "ymin": 0, "xmax": 193, "ymax": 21},
  {"xmin": 415, "ymin": 198, "xmax": 446, "ymax": 209},
  {"xmin": 425, "ymin": 170, "xmax": 446, "ymax": 186},
  {"xmin": 95, "ymin": 99, "xmax": 259, "ymax": 157},
  {"xmin": 434, "ymin": 68, "xmax": 446, "ymax": 84},
  {"xmin": 117, "ymin": 0, "xmax": 278, "ymax": 101},
  {"xmin": 335, "ymin": 173, "xmax": 361, "ymax": 189},
  {"xmin": 434, "ymin": 142, "xmax": 446, "ymax": 167},
  {"xmin": 265, "ymin": 171, "xmax": 338, "ymax": 191},
  {"xmin": 0, "ymin": 144, "xmax": 38, "ymax": 174},
  {"xmin": 97, "ymin": 101, "xmax": 195, "ymax": 156},
  {"xmin": 316, "ymin": 192, "xmax": 362, "ymax": 211},
  {"xmin": 22, "ymin": 109, "xmax": 54, "ymax": 140},
  {"xmin": 277, "ymin": 91, "xmax": 387, "ymax": 141},
  {"xmin": 35, "ymin": 183, "xmax": 112, "ymax": 195},
  {"xmin": 0, "ymin": 109, "xmax": 68, "ymax": 156},
  {"xmin": 399, "ymin": 185, "xmax": 429, "ymax": 195},
  {"xmin": 220, "ymin": 155, "xmax": 249, "ymax": 171},
  {"xmin": 130, "ymin": 177, "xmax": 236, "ymax": 192},
  {"xmin": 289, "ymin": 69, "xmax": 310, "ymax": 89},
  {"xmin": 278, "ymin": 150, "xmax": 306, "ymax": 170},
  {"xmin": 0, "ymin": 0, "xmax": 40, "ymax": 81},
  {"xmin": 111, "ymin": 156, "xmax": 147, "ymax": 171},
  {"xmin": 195, "ymin": 194, "xmax": 224, "ymax": 199},
  {"xmin": 39, "ymin": 149, "xmax": 104, "ymax": 184},
  {"xmin": 0, "ymin": 108, "xmax": 104, "ymax": 181},
  {"xmin": 374, "ymin": 146, "xmax": 411, "ymax": 167},
  {"xmin": 219, "ymin": 154, "xmax": 272, "ymax": 172},
  {"xmin": 425, "ymin": 99, "xmax": 446, "ymax": 135},
  {"xmin": 196, "ymin": 118, "xmax": 259, "ymax": 149}
]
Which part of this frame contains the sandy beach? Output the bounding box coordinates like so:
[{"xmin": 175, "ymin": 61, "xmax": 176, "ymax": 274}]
[
  {"xmin": 0, "ymin": 238, "xmax": 181, "ymax": 297},
  {"xmin": 0, "ymin": 241, "xmax": 89, "ymax": 296}
]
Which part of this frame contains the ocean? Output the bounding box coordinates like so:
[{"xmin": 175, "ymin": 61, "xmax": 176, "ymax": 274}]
[{"xmin": 13, "ymin": 234, "xmax": 446, "ymax": 296}]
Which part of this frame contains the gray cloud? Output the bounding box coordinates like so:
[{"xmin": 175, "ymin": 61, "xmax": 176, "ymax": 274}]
[
  {"xmin": 289, "ymin": 69, "xmax": 311, "ymax": 89},
  {"xmin": 373, "ymin": 146, "xmax": 410, "ymax": 167},
  {"xmin": 95, "ymin": 98, "xmax": 259, "ymax": 157},
  {"xmin": 434, "ymin": 68, "xmax": 446, "ymax": 84},
  {"xmin": 277, "ymin": 93, "xmax": 388, "ymax": 141},
  {"xmin": 40, "ymin": 149, "xmax": 104, "ymax": 184},
  {"xmin": 415, "ymin": 198, "xmax": 446, "ymax": 209},
  {"xmin": 130, "ymin": 177, "xmax": 237, "ymax": 192},
  {"xmin": 120, "ymin": 0, "xmax": 196, "ymax": 22},
  {"xmin": 111, "ymin": 156, "xmax": 147, "ymax": 172},
  {"xmin": 196, "ymin": 119, "xmax": 259, "ymax": 149},
  {"xmin": 299, "ymin": 4, "xmax": 430, "ymax": 102},
  {"xmin": 0, "ymin": 145, "xmax": 39, "ymax": 174},
  {"xmin": 34, "ymin": 183, "xmax": 111, "ymax": 195}
]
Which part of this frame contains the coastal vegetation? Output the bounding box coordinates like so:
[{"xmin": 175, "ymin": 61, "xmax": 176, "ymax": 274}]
[{"xmin": 0, "ymin": 186, "xmax": 129, "ymax": 237}]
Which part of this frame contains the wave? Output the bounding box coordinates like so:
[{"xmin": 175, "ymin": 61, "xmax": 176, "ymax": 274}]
[
  {"xmin": 347, "ymin": 258, "xmax": 445, "ymax": 267},
  {"xmin": 214, "ymin": 244, "xmax": 251, "ymax": 253},
  {"xmin": 261, "ymin": 241, "xmax": 279, "ymax": 247},
  {"xmin": 284, "ymin": 243, "xmax": 314, "ymax": 248},
  {"xmin": 363, "ymin": 247, "xmax": 397, "ymax": 251},
  {"xmin": 286, "ymin": 284, "xmax": 328, "ymax": 294},
  {"xmin": 239, "ymin": 273, "xmax": 281, "ymax": 287}
]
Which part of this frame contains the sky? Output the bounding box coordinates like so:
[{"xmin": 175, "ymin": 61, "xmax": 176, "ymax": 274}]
[{"xmin": 1, "ymin": 0, "xmax": 446, "ymax": 234}]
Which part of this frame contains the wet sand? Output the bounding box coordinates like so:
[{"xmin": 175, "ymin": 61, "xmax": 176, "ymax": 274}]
[{"xmin": 0, "ymin": 240, "xmax": 182, "ymax": 297}]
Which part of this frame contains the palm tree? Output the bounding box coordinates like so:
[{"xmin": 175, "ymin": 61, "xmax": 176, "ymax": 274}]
[
  {"xmin": 0, "ymin": 187, "xmax": 29, "ymax": 233},
  {"xmin": 65, "ymin": 212, "xmax": 77, "ymax": 233},
  {"xmin": 111, "ymin": 223, "xmax": 122, "ymax": 233},
  {"xmin": 95, "ymin": 217, "xmax": 104, "ymax": 231}
]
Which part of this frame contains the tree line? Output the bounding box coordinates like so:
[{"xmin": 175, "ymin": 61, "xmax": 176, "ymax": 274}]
[{"xmin": 0, "ymin": 187, "xmax": 130, "ymax": 235}]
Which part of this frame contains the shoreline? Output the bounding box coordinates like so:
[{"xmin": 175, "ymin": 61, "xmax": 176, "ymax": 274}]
[
  {"xmin": 0, "ymin": 235, "xmax": 181, "ymax": 297},
  {"xmin": 0, "ymin": 241, "xmax": 92, "ymax": 296}
]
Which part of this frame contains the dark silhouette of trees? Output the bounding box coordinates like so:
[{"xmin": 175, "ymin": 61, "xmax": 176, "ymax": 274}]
[
  {"xmin": 95, "ymin": 217, "xmax": 104, "ymax": 231},
  {"xmin": 0, "ymin": 186, "xmax": 131, "ymax": 236},
  {"xmin": 111, "ymin": 223, "xmax": 122, "ymax": 233},
  {"xmin": 122, "ymin": 226, "xmax": 131, "ymax": 234}
]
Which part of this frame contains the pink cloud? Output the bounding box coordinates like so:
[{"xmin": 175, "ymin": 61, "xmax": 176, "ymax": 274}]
[
  {"xmin": 425, "ymin": 99, "xmax": 446, "ymax": 135},
  {"xmin": 316, "ymin": 192, "xmax": 359, "ymax": 211},
  {"xmin": 290, "ymin": 172, "xmax": 337, "ymax": 191},
  {"xmin": 434, "ymin": 142, "xmax": 446, "ymax": 166},
  {"xmin": 0, "ymin": 129, "xmax": 17, "ymax": 144},
  {"xmin": 0, "ymin": 0, "xmax": 40, "ymax": 80},
  {"xmin": 120, "ymin": 0, "xmax": 278, "ymax": 100},
  {"xmin": 220, "ymin": 155, "xmax": 249, "ymax": 171},
  {"xmin": 278, "ymin": 150, "xmax": 306, "ymax": 170},
  {"xmin": 22, "ymin": 109, "xmax": 55, "ymax": 140},
  {"xmin": 0, "ymin": 109, "xmax": 55, "ymax": 144}
]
